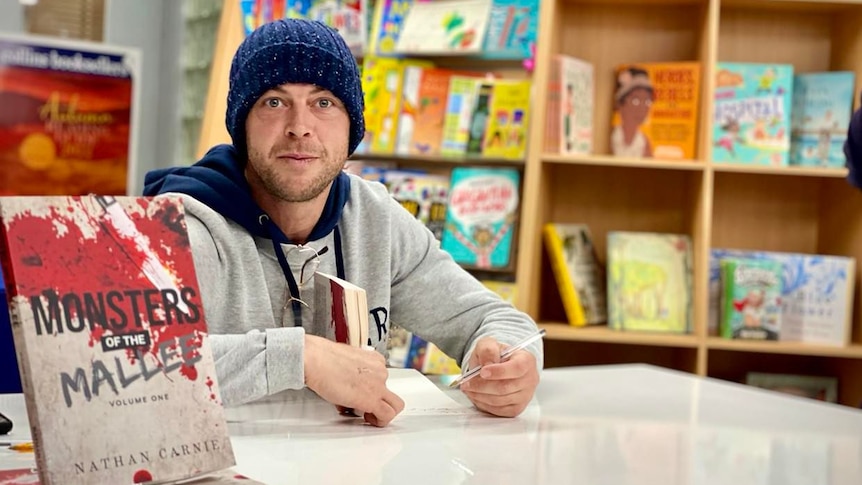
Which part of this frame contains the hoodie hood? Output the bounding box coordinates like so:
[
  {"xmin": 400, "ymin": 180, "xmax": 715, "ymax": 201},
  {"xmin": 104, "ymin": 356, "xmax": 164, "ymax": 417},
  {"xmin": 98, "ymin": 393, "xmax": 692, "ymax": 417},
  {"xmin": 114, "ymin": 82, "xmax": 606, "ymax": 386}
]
[{"xmin": 143, "ymin": 144, "xmax": 350, "ymax": 243}]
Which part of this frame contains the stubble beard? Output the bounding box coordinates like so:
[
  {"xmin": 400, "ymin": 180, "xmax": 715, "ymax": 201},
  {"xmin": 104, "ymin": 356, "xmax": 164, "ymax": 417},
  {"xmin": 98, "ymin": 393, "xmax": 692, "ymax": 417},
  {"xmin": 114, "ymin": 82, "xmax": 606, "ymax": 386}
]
[{"xmin": 247, "ymin": 145, "xmax": 345, "ymax": 203}]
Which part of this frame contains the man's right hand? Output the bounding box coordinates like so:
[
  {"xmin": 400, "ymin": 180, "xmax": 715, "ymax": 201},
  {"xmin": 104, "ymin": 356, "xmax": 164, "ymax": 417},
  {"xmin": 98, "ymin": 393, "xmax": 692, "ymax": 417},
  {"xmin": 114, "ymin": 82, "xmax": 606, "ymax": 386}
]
[{"xmin": 303, "ymin": 335, "xmax": 404, "ymax": 427}]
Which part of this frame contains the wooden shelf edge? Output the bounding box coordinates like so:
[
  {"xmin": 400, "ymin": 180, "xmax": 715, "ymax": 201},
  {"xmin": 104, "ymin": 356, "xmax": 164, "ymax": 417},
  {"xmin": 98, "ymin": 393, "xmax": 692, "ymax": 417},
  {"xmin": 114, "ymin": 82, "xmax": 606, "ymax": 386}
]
[
  {"xmin": 538, "ymin": 323, "xmax": 700, "ymax": 348},
  {"xmin": 349, "ymin": 152, "xmax": 525, "ymax": 166},
  {"xmin": 706, "ymin": 337, "xmax": 862, "ymax": 359},
  {"xmin": 711, "ymin": 163, "xmax": 849, "ymax": 178},
  {"xmin": 541, "ymin": 153, "xmax": 705, "ymax": 171}
]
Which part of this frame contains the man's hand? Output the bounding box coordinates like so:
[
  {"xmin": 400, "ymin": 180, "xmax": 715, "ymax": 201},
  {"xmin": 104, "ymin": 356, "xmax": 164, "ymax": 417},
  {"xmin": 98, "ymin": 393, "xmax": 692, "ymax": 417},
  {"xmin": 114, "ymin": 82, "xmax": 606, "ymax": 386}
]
[
  {"xmin": 460, "ymin": 337, "xmax": 539, "ymax": 417},
  {"xmin": 303, "ymin": 335, "xmax": 405, "ymax": 427}
]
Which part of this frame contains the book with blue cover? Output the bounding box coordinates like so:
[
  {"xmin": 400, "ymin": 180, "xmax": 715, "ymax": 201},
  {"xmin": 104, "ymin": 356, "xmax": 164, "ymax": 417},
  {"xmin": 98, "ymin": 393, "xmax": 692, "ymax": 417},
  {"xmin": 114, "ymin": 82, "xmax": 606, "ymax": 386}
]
[
  {"xmin": 481, "ymin": 0, "xmax": 538, "ymax": 60},
  {"xmin": 440, "ymin": 167, "xmax": 520, "ymax": 269},
  {"xmin": 713, "ymin": 62, "xmax": 794, "ymax": 166},
  {"xmin": 790, "ymin": 71, "xmax": 856, "ymax": 168}
]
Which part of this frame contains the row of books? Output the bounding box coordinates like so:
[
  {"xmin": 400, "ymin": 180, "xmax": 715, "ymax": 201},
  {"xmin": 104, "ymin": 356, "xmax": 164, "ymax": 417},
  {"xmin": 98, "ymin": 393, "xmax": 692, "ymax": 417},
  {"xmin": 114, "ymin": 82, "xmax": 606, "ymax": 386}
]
[
  {"xmin": 348, "ymin": 162, "xmax": 521, "ymax": 270},
  {"xmin": 240, "ymin": 0, "xmax": 539, "ymax": 59},
  {"xmin": 359, "ymin": 57, "xmax": 532, "ymax": 160},
  {"xmin": 547, "ymin": 55, "xmax": 857, "ymax": 168},
  {"xmin": 544, "ymin": 224, "xmax": 857, "ymax": 346}
]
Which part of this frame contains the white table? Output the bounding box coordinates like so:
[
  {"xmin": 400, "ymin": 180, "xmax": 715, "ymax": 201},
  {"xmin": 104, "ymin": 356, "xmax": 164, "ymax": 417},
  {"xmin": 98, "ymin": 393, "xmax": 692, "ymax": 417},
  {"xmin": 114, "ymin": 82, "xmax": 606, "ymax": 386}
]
[{"xmin": 2, "ymin": 364, "xmax": 862, "ymax": 485}]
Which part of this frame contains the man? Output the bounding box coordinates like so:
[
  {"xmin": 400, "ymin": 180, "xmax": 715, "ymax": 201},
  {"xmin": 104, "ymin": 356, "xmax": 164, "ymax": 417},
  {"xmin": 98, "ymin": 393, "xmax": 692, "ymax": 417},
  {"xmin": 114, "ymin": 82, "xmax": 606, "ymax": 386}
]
[{"xmin": 144, "ymin": 19, "xmax": 542, "ymax": 427}]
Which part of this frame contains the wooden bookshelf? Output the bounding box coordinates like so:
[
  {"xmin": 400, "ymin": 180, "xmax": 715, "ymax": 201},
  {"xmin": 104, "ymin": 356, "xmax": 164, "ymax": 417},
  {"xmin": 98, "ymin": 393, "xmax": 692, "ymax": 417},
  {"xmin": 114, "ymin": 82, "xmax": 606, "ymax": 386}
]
[
  {"xmin": 199, "ymin": 0, "xmax": 862, "ymax": 407},
  {"xmin": 518, "ymin": 0, "xmax": 862, "ymax": 407}
]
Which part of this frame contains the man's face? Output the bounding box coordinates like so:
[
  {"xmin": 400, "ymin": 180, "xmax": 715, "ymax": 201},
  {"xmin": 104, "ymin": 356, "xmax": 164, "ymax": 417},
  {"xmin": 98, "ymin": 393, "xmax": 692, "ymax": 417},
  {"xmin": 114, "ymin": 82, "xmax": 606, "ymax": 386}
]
[{"xmin": 244, "ymin": 83, "xmax": 350, "ymax": 203}]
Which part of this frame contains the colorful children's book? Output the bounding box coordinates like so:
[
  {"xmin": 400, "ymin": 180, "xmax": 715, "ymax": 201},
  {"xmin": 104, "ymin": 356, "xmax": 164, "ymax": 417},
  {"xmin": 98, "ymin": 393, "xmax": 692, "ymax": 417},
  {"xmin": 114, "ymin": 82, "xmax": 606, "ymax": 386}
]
[
  {"xmin": 713, "ymin": 62, "xmax": 794, "ymax": 165},
  {"xmin": 481, "ymin": 0, "xmax": 538, "ymax": 60},
  {"xmin": 441, "ymin": 76, "xmax": 484, "ymax": 156},
  {"xmin": 790, "ymin": 71, "xmax": 856, "ymax": 168},
  {"xmin": 543, "ymin": 223, "xmax": 606, "ymax": 326},
  {"xmin": 546, "ymin": 55, "xmax": 594, "ymax": 155},
  {"xmin": 610, "ymin": 62, "xmax": 701, "ymax": 160},
  {"xmin": 367, "ymin": 0, "xmax": 415, "ymax": 56},
  {"xmin": 606, "ymin": 232, "xmax": 692, "ymax": 333},
  {"xmin": 746, "ymin": 372, "xmax": 838, "ymax": 403},
  {"xmin": 440, "ymin": 167, "xmax": 520, "ymax": 269},
  {"xmin": 387, "ymin": 171, "xmax": 450, "ymax": 240},
  {"xmin": 288, "ymin": 0, "xmax": 369, "ymax": 55},
  {"xmin": 465, "ymin": 82, "xmax": 495, "ymax": 156},
  {"xmin": 482, "ymin": 79, "xmax": 531, "ymax": 159},
  {"xmin": 719, "ymin": 258, "xmax": 782, "ymax": 340},
  {"xmin": 394, "ymin": 0, "xmax": 493, "ymax": 55},
  {"xmin": 708, "ymin": 249, "xmax": 855, "ymax": 346},
  {"xmin": 0, "ymin": 195, "xmax": 235, "ymax": 485}
]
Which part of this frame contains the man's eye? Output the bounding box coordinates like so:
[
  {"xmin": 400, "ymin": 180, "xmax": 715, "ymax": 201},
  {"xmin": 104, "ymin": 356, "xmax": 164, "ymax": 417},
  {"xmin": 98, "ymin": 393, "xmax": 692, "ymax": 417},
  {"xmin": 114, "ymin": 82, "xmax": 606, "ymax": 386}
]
[
  {"xmin": 265, "ymin": 98, "xmax": 282, "ymax": 108},
  {"xmin": 317, "ymin": 98, "xmax": 332, "ymax": 108}
]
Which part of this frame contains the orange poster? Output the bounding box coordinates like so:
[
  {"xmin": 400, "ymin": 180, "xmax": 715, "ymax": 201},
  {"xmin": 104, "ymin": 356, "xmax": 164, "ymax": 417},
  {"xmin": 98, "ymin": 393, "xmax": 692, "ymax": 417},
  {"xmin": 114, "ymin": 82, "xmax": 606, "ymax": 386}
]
[{"xmin": 0, "ymin": 35, "xmax": 139, "ymax": 195}]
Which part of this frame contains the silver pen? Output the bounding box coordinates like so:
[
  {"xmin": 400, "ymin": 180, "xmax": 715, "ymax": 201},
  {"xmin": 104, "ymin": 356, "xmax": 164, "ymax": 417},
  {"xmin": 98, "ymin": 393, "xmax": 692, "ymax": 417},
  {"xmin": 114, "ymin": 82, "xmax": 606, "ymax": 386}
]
[{"xmin": 449, "ymin": 329, "xmax": 546, "ymax": 388}]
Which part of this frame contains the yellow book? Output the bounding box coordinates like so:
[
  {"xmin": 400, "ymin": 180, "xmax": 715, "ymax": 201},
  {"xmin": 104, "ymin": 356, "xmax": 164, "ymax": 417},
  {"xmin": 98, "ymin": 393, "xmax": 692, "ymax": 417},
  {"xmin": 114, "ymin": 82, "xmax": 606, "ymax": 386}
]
[
  {"xmin": 361, "ymin": 57, "xmax": 431, "ymax": 154},
  {"xmin": 482, "ymin": 79, "xmax": 531, "ymax": 159},
  {"xmin": 543, "ymin": 223, "xmax": 607, "ymax": 327}
]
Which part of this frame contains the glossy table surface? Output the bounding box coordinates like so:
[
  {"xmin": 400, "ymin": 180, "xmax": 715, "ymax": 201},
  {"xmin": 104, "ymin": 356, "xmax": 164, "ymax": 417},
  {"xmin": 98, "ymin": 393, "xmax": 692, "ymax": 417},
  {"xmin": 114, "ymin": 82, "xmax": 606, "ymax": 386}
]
[{"xmin": 2, "ymin": 364, "xmax": 862, "ymax": 485}]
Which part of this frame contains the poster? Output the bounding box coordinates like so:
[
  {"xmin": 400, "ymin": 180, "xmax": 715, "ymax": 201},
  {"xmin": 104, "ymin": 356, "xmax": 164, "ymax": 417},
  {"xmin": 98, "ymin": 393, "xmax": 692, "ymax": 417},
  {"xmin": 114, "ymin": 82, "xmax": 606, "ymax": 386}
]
[{"xmin": 0, "ymin": 33, "xmax": 140, "ymax": 195}]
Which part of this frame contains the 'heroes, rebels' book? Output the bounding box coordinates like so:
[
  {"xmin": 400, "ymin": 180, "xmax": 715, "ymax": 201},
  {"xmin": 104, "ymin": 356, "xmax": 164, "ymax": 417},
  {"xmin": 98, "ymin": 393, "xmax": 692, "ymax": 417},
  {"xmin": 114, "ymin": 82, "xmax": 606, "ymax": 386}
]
[{"xmin": 0, "ymin": 195, "xmax": 235, "ymax": 485}]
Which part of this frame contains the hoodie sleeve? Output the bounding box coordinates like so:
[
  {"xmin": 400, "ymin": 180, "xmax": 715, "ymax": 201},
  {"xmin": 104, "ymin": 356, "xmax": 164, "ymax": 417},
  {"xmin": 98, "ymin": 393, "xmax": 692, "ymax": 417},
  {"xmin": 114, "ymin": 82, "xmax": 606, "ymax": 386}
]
[
  {"xmin": 384, "ymin": 195, "xmax": 543, "ymax": 373},
  {"xmin": 176, "ymin": 195, "xmax": 307, "ymax": 406}
]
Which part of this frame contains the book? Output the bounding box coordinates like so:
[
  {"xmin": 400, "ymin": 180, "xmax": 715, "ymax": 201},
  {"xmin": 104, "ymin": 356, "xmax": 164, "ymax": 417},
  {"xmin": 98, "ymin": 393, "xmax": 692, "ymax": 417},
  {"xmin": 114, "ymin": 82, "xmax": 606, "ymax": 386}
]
[
  {"xmin": 0, "ymin": 195, "xmax": 235, "ymax": 485},
  {"xmin": 610, "ymin": 62, "xmax": 701, "ymax": 160},
  {"xmin": 440, "ymin": 76, "xmax": 484, "ymax": 157},
  {"xmin": 719, "ymin": 258, "xmax": 782, "ymax": 340},
  {"xmin": 440, "ymin": 166, "xmax": 520, "ymax": 270},
  {"xmin": 394, "ymin": 0, "xmax": 493, "ymax": 55},
  {"xmin": 366, "ymin": 0, "xmax": 415, "ymax": 56},
  {"xmin": 313, "ymin": 272, "xmax": 370, "ymax": 348},
  {"xmin": 546, "ymin": 55, "xmax": 593, "ymax": 156},
  {"xmin": 288, "ymin": 0, "xmax": 369, "ymax": 55},
  {"xmin": 0, "ymin": 33, "xmax": 140, "ymax": 196},
  {"xmin": 482, "ymin": 79, "xmax": 531, "ymax": 160},
  {"xmin": 0, "ymin": 467, "xmax": 268, "ymax": 484},
  {"xmin": 708, "ymin": 249, "xmax": 855, "ymax": 346},
  {"xmin": 790, "ymin": 71, "xmax": 856, "ymax": 168},
  {"xmin": 713, "ymin": 62, "xmax": 794, "ymax": 165},
  {"xmin": 542, "ymin": 223, "xmax": 606, "ymax": 326},
  {"xmin": 746, "ymin": 372, "xmax": 838, "ymax": 403},
  {"xmin": 606, "ymin": 232, "xmax": 692, "ymax": 333},
  {"xmin": 387, "ymin": 172, "xmax": 450, "ymax": 240},
  {"xmin": 481, "ymin": 0, "xmax": 539, "ymax": 60}
]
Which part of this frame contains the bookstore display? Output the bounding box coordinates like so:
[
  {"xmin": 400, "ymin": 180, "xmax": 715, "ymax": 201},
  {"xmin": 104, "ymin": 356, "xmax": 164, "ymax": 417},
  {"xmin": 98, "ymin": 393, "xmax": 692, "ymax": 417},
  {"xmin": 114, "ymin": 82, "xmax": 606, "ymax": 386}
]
[{"xmin": 198, "ymin": 0, "xmax": 862, "ymax": 407}]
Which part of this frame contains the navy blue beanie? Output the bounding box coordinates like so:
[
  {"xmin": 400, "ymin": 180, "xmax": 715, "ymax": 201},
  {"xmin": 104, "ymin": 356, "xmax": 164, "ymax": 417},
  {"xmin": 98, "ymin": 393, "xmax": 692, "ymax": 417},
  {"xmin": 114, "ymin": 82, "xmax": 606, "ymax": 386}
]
[{"xmin": 226, "ymin": 19, "xmax": 365, "ymax": 157}]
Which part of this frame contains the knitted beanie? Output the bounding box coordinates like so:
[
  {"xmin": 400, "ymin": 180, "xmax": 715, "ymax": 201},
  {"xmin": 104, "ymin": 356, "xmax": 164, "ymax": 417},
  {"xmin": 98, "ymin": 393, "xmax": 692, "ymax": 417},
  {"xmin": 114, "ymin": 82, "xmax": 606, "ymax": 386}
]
[{"xmin": 225, "ymin": 19, "xmax": 365, "ymax": 157}]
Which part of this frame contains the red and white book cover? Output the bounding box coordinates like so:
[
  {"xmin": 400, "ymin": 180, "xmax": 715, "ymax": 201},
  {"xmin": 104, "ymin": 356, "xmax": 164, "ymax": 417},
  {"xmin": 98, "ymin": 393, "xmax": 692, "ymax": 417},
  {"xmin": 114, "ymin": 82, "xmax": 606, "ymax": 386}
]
[{"xmin": 0, "ymin": 195, "xmax": 235, "ymax": 485}]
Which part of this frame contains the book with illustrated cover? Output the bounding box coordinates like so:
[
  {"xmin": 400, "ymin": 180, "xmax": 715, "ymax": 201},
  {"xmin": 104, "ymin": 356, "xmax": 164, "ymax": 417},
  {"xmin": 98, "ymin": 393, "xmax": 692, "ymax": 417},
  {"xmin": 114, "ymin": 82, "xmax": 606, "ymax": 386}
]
[
  {"xmin": 387, "ymin": 172, "xmax": 450, "ymax": 240},
  {"xmin": 606, "ymin": 232, "xmax": 692, "ymax": 333},
  {"xmin": 313, "ymin": 272, "xmax": 370, "ymax": 348},
  {"xmin": 610, "ymin": 62, "xmax": 701, "ymax": 160},
  {"xmin": 708, "ymin": 249, "xmax": 855, "ymax": 345},
  {"xmin": 713, "ymin": 62, "xmax": 793, "ymax": 165},
  {"xmin": 0, "ymin": 195, "xmax": 235, "ymax": 485},
  {"xmin": 543, "ymin": 223, "xmax": 606, "ymax": 326},
  {"xmin": 719, "ymin": 258, "xmax": 782, "ymax": 340},
  {"xmin": 440, "ymin": 76, "xmax": 484, "ymax": 157},
  {"xmin": 440, "ymin": 167, "xmax": 520, "ymax": 270},
  {"xmin": 394, "ymin": 0, "xmax": 493, "ymax": 55},
  {"xmin": 545, "ymin": 55, "xmax": 593, "ymax": 156},
  {"xmin": 0, "ymin": 34, "xmax": 140, "ymax": 196},
  {"xmin": 481, "ymin": 0, "xmax": 538, "ymax": 60},
  {"xmin": 746, "ymin": 372, "xmax": 838, "ymax": 403},
  {"xmin": 790, "ymin": 71, "xmax": 856, "ymax": 168},
  {"xmin": 482, "ymin": 79, "xmax": 531, "ymax": 160},
  {"xmin": 288, "ymin": 0, "xmax": 369, "ymax": 55},
  {"xmin": 366, "ymin": 0, "xmax": 415, "ymax": 56}
]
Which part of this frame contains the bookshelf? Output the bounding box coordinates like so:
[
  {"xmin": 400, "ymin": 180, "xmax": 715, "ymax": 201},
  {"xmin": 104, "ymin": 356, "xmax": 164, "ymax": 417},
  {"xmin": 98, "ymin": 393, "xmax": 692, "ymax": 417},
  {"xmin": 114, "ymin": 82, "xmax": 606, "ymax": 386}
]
[
  {"xmin": 198, "ymin": 0, "xmax": 862, "ymax": 407},
  {"xmin": 521, "ymin": 0, "xmax": 862, "ymax": 408}
]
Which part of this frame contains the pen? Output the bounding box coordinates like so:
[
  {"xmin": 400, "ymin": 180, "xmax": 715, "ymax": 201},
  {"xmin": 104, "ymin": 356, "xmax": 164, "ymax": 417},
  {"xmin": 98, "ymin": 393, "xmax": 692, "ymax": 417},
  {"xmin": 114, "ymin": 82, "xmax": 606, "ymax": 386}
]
[{"xmin": 449, "ymin": 329, "xmax": 546, "ymax": 388}]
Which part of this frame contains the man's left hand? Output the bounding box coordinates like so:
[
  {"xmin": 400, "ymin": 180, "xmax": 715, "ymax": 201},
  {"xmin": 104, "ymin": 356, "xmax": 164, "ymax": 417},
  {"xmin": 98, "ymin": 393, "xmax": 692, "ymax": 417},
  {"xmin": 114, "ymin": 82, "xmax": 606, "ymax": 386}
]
[{"xmin": 459, "ymin": 337, "xmax": 539, "ymax": 417}]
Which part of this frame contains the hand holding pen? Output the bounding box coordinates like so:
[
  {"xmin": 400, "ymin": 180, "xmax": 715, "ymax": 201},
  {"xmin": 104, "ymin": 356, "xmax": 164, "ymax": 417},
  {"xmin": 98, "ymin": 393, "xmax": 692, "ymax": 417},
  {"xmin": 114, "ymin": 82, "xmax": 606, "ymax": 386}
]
[{"xmin": 450, "ymin": 329, "xmax": 546, "ymax": 388}]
